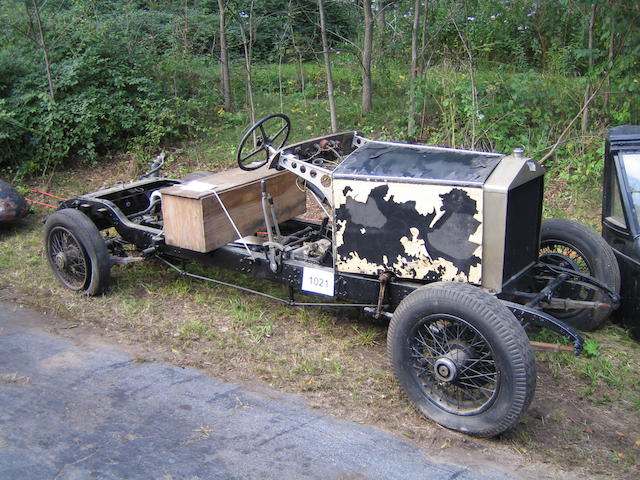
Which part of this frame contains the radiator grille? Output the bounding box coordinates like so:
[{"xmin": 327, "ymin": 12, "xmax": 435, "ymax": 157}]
[{"xmin": 503, "ymin": 177, "xmax": 544, "ymax": 282}]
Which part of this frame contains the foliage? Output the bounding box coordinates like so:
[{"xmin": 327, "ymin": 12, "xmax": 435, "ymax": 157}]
[{"xmin": 0, "ymin": 0, "xmax": 638, "ymax": 178}]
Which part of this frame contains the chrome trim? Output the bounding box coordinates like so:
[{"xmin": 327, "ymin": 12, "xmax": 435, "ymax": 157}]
[{"xmin": 357, "ymin": 139, "xmax": 503, "ymax": 157}]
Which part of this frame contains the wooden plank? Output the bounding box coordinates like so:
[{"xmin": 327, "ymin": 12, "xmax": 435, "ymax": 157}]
[{"xmin": 162, "ymin": 194, "xmax": 206, "ymax": 252}]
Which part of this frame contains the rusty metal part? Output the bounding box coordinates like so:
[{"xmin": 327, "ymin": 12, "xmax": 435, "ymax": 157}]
[
  {"xmin": 529, "ymin": 341, "xmax": 575, "ymax": 353},
  {"xmin": 511, "ymin": 290, "xmax": 612, "ymax": 310},
  {"xmin": 0, "ymin": 180, "xmax": 29, "ymax": 222},
  {"xmin": 374, "ymin": 272, "xmax": 392, "ymax": 319},
  {"xmin": 110, "ymin": 255, "xmax": 145, "ymax": 265}
]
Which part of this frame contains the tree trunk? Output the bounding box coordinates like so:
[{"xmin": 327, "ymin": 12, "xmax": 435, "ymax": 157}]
[
  {"xmin": 319, "ymin": 0, "xmax": 338, "ymax": 132},
  {"xmin": 237, "ymin": 1, "xmax": 256, "ymax": 128},
  {"xmin": 375, "ymin": 0, "xmax": 389, "ymax": 52},
  {"xmin": 361, "ymin": 0, "xmax": 374, "ymax": 113},
  {"xmin": 217, "ymin": 0, "xmax": 233, "ymax": 112},
  {"xmin": 375, "ymin": 0, "xmax": 387, "ymax": 35},
  {"xmin": 604, "ymin": 8, "xmax": 614, "ymax": 109},
  {"xmin": 29, "ymin": 0, "xmax": 55, "ymax": 102},
  {"xmin": 407, "ymin": 0, "xmax": 420, "ymax": 137},
  {"xmin": 581, "ymin": 3, "xmax": 597, "ymax": 136}
]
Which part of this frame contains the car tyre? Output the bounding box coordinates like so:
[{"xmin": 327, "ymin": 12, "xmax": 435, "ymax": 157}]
[
  {"xmin": 387, "ymin": 282, "xmax": 536, "ymax": 437},
  {"xmin": 45, "ymin": 209, "xmax": 111, "ymax": 296},
  {"xmin": 540, "ymin": 218, "xmax": 620, "ymax": 331}
]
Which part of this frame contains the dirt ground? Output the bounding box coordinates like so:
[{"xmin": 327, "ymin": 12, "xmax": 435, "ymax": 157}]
[{"xmin": 1, "ymin": 155, "xmax": 639, "ymax": 479}]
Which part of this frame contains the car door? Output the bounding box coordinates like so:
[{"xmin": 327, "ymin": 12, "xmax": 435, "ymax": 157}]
[{"xmin": 602, "ymin": 149, "xmax": 640, "ymax": 341}]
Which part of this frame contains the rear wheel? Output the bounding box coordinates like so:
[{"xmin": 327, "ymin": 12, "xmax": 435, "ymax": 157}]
[
  {"xmin": 387, "ymin": 282, "xmax": 536, "ymax": 437},
  {"xmin": 45, "ymin": 209, "xmax": 111, "ymax": 295},
  {"xmin": 540, "ymin": 218, "xmax": 620, "ymax": 331}
]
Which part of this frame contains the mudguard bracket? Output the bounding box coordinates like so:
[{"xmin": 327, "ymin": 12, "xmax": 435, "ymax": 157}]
[{"xmin": 503, "ymin": 301, "xmax": 584, "ymax": 355}]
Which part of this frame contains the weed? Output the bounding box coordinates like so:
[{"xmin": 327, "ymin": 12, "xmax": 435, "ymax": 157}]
[
  {"xmin": 349, "ymin": 325, "xmax": 379, "ymax": 347},
  {"xmin": 177, "ymin": 320, "xmax": 215, "ymax": 341},
  {"xmin": 228, "ymin": 298, "xmax": 264, "ymax": 326},
  {"xmin": 328, "ymin": 358, "xmax": 346, "ymax": 378},
  {"xmin": 583, "ymin": 338, "xmax": 600, "ymax": 357},
  {"xmin": 292, "ymin": 358, "xmax": 320, "ymax": 377},
  {"xmin": 247, "ymin": 319, "xmax": 275, "ymax": 343}
]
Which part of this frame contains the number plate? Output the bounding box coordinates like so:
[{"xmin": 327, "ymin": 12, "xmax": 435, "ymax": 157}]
[{"xmin": 301, "ymin": 267, "xmax": 335, "ymax": 297}]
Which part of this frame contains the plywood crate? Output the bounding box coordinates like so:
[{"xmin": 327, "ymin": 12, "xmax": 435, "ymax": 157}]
[{"xmin": 160, "ymin": 168, "xmax": 306, "ymax": 252}]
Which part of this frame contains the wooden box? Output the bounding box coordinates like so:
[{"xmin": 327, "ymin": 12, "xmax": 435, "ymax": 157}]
[{"xmin": 160, "ymin": 168, "xmax": 305, "ymax": 252}]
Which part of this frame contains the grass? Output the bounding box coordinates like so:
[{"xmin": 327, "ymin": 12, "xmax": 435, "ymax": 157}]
[{"xmin": 2, "ymin": 65, "xmax": 639, "ymax": 478}]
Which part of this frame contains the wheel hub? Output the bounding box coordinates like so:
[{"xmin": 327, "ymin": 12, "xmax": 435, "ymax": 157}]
[
  {"xmin": 433, "ymin": 347, "xmax": 470, "ymax": 383},
  {"xmin": 54, "ymin": 251, "xmax": 67, "ymax": 270}
]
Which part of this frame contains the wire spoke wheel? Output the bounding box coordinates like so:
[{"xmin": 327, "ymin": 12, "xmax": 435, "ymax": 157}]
[
  {"xmin": 388, "ymin": 282, "xmax": 535, "ymax": 437},
  {"xmin": 44, "ymin": 209, "xmax": 111, "ymax": 296},
  {"xmin": 48, "ymin": 226, "xmax": 90, "ymax": 290},
  {"xmin": 408, "ymin": 314, "xmax": 499, "ymax": 415},
  {"xmin": 539, "ymin": 240, "xmax": 592, "ymax": 275},
  {"xmin": 539, "ymin": 218, "xmax": 620, "ymax": 331}
]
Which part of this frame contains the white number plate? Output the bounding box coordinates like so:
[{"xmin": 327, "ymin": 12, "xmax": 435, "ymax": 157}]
[{"xmin": 301, "ymin": 267, "xmax": 334, "ymax": 297}]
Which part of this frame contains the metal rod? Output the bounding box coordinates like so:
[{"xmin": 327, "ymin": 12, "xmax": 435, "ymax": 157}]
[
  {"xmin": 530, "ymin": 341, "xmax": 574, "ymax": 353},
  {"xmin": 526, "ymin": 273, "xmax": 569, "ymax": 308},
  {"xmin": 158, "ymin": 256, "xmax": 376, "ymax": 309},
  {"xmin": 212, "ymin": 189, "xmax": 254, "ymax": 260}
]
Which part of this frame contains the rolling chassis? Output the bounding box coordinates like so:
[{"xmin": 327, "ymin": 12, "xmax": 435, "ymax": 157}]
[
  {"xmin": 47, "ymin": 130, "xmax": 619, "ymax": 438},
  {"xmin": 57, "ymin": 181, "xmax": 606, "ymax": 356}
]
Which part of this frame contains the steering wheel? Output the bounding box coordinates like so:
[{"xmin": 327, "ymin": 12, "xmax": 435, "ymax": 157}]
[{"xmin": 237, "ymin": 113, "xmax": 291, "ymax": 171}]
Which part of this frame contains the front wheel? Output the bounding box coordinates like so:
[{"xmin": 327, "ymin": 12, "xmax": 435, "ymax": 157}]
[
  {"xmin": 387, "ymin": 282, "xmax": 536, "ymax": 437},
  {"xmin": 539, "ymin": 218, "xmax": 620, "ymax": 331},
  {"xmin": 44, "ymin": 209, "xmax": 111, "ymax": 295}
]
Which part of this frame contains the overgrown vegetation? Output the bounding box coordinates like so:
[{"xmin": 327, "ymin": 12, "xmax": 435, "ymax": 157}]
[
  {"xmin": 1, "ymin": 1, "xmax": 638, "ymax": 181},
  {"xmin": 2, "ymin": 2, "xmax": 640, "ymax": 477}
]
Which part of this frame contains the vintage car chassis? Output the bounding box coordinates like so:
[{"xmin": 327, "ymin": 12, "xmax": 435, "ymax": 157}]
[
  {"xmin": 57, "ymin": 174, "xmax": 622, "ymax": 355},
  {"xmin": 45, "ymin": 115, "xmax": 622, "ymax": 438}
]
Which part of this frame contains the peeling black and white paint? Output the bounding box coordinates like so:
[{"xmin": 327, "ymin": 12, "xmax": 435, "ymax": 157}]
[{"xmin": 334, "ymin": 180, "xmax": 483, "ymax": 283}]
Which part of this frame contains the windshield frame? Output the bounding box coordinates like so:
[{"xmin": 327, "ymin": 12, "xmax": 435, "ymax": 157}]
[{"xmin": 618, "ymin": 151, "xmax": 640, "ymax": 236}]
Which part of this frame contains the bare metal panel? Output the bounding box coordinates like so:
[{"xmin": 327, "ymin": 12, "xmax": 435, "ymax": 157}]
[
  {"xmin": 482, "ymin": 155, "xmax": 545, "ymax": 292},
  {"xmin": 333, "ymin": 179, "xmax": 483, "ymax": 284}
]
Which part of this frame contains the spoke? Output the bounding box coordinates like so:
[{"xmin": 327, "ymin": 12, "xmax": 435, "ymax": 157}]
[
  {"xmin": 456, "ymin": 381, "xmax": 496, "ymax": 394},
  {"xmin": 258, "ymin": 125, "xmax": 267, "ymax": 144},
  {"xmin": 410, "ymin": 346, "xmax": 435, "ymax": 368},
  {"xmin": 271, "ymin": 124, "xmax": 288, "ymax": 143},
  {"xmin": 458, "ymin": 323, "xmax": 473, "ymax": 339},
  {"xmin": 458, "ymin": 352, "xmax": 493, "ymax": 376},
  {"xmin": 416, "ymin": 329, "xmax": 440, "ymax": 355},
  {"xmin": 241, "ymin": 146, "xmax": 266, "ymax": 164},
  {"xmin": 459, "ymin": 365, "xmax": 495, "ymax": 380},
  {"xmin": 460, "ymin": 372, "xmax": 497, "ymax": 384},
  {"xmin": 424, "ymin": 324, "xmax": 447, "ymax": 354},
  {"xmin": 458, "ymin": 386, "xmax": 481, "ymax": 402}
]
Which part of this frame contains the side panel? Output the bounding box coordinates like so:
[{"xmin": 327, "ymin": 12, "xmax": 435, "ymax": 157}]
[{"xmin": 333, "ymin": 180, "xmax": 483, "ymax": 283}]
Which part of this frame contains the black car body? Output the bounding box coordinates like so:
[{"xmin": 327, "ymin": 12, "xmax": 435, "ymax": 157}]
[{"xmin": 602, "ymin": 126, "xmax": 640, "ymax": 341}]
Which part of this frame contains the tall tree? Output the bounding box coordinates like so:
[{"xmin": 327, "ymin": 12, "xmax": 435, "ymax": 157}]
[
  {"xmin": 24, "ymin": 0, "xmax": 55, "ymax": 102},
  {"xmin": 581, "ymin": 3, "xmax": 597, "ymax": 136},
  {"xmin": 318, "ymin": 0, "xmax": 338, "ymax": 132},
  {"xmin": 217, "ymin": 0, "xmax": 233, "ymax": 112},
  {"xmin": 407, "ymin": 0, "xmax": 421, "ymax": 137},
  {"xmin": 361, "ymin": 0, "xmax": 374, "ymax": 113},
  {"xmin": 235, "ymin": 0, "xmax": 257, "ymax": 127}
]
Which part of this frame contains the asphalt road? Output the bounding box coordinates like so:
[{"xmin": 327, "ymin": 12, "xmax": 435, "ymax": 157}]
[{"xmin": 0, "ymin": 302, "xmax": 515, "ymax": 480}]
